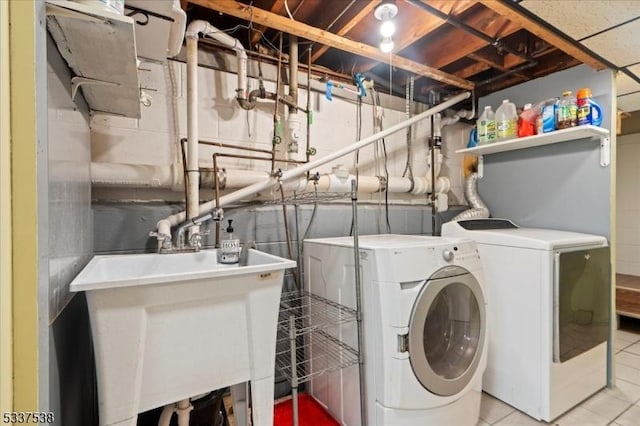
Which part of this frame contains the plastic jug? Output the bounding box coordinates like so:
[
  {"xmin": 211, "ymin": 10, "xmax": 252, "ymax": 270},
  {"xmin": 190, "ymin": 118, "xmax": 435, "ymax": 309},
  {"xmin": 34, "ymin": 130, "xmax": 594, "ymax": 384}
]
[
  {"xmin": 477, "ymin": 106, "xmax": 496, "ymax": 145},
  {"xmin": 495, "ymin": 100, "xmax": 517, "ymax": 141},
  {"xmin": 518, "ymin": 103, "xmax": 536, "ymax": 137},
  {"xmin": 577, "ymin": 88, "xmax": 603, "ymax": 126},
  {"xmin": 556, "ymin": 91, "xmax": 578, "ymax": 129}
]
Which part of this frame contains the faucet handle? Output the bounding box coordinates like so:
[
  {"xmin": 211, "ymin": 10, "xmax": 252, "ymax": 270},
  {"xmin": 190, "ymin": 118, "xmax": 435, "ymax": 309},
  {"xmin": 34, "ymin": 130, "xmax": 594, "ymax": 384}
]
[{"xmin": 149, "ymin": 231, "xmax": 173, "ymax": 250}]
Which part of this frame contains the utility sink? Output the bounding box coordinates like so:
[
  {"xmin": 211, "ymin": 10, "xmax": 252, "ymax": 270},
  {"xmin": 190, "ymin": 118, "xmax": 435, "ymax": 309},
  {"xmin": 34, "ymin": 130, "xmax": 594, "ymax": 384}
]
[{"xmin": 71, "ymin": 249, "xmax": 295, "ymax": 426}]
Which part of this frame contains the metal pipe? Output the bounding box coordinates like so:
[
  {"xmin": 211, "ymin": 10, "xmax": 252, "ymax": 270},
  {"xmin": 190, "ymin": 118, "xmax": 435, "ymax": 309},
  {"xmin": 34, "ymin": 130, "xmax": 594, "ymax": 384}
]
[
  {"xmin": 288, "ymin": 315, "xmax": 299, "ymax": 426},
  {"xmin": 272, "ymin": 34, "xmax": 284, "ymax": 173},
  {"xmin": 407, "ymin": 0, "xmax": 531, "ymax": 62},
  {"xmin": 156, "ymin": 92, "xmax": 470, "ymax": 234},
  {"xmin": 196, "ymin": 139, "xmax": 274, "ymax": 155},
  {"xmin": 213, "ymin": 154, "xmax": 221, "ymax": 247},
  {"xmin": 186, "ymin": 35, "xmax": 199, "ymax": 224},
  {"xmin": 476, "ymin": 61, "xmax": 539, "ymax": 87},
  {"xmin": 306, "ymin": 46, "xmax": 312, "ymax": 164},
  {"xmin": 351, "ymin": 180, "xmax": 367, "ymax": 426},
  {"xmin": 212, "ymin": 152, "xmax": 306, "ymax": 164}
]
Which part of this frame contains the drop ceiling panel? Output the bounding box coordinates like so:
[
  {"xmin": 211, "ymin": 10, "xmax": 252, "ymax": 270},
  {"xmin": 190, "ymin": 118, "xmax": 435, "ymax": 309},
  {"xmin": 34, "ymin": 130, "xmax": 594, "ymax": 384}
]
[
  {"xmin": 580, "ymin": 20, "xmax": 640, "ymax": 67},
  {"xmin": 628, "ymin": 63, "xmax": 640, "ymax": 79},
  {"xmin": 618, "ymin": 92, "xmax": 640, "ymax": 113},
  {"xmin": 520, "ymin": 0, "xmax": 640, "ymax": 41},
  {"xmin": 617, "ymin": 72, "xmax": 640, "ymax": 96}
]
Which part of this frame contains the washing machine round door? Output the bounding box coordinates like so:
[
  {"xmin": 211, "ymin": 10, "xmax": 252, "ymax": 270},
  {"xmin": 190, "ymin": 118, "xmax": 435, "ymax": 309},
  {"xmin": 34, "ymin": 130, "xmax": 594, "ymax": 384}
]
[{"xmin": 407, "ymin": 265, "xmax": 486, "ymax": 396}]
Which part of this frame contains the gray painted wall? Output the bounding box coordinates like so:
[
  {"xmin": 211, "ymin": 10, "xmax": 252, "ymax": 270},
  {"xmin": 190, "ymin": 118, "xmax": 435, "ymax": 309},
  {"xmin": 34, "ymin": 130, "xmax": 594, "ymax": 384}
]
[{"xmin": 478, "ymin": 65, "xmax": 614, "ymax": 237}]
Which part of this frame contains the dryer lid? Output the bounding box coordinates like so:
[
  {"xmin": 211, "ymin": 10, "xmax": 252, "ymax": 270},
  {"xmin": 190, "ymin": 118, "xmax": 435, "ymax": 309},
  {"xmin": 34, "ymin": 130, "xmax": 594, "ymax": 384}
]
[{"xmin": 442, "ymin": 220, "xmax": 607, "ymax": 250}]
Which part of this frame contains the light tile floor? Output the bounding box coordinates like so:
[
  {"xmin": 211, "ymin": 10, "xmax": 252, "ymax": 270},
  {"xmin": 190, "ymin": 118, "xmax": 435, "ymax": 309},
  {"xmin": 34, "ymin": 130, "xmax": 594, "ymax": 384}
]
[{"xmin": 478, "ymin": 326, "xmax": 640, "ymax": 426}]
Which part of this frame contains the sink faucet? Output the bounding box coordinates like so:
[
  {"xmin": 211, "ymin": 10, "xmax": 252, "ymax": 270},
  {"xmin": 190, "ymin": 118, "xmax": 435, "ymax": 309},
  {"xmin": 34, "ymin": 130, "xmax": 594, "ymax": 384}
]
[
  {"xmin": 239, "ymin": 241, "xmax": 257, "ymax": 266},
  {"xmin": 151, "ymin": 208, "xmax": 223, "ymax": 254}
]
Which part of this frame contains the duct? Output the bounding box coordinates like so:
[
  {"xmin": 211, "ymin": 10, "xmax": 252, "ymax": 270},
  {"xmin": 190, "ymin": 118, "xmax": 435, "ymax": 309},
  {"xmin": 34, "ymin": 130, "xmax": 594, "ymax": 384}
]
[
  {"xmin": 156, "ymin": 91, "xmax": 471, "ymax": 239},
  {"xmin": 451, "ymin": 172, "xmax": 490, "ymax": 221}
]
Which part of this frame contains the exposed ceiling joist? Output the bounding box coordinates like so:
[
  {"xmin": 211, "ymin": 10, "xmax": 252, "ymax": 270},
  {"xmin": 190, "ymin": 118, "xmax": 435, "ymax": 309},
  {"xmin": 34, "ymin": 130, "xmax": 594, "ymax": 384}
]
[
  {"xmin": 188, "ymin": 0, "xmax": 475, "ymax": 90},
  {"xmin": 478, "ymin": 0, "xmax": 607, "ymax": 71},
  {"xmin": 250, "ymin": 0, "xmax": 284, "ymax": 46},
  {"xmin": 309, "ymin": 2, "xmax": 377, "ymax": 63},
  {"xmin": 355, "ymin": 0, "xmax": 478, "ymax": 74}
]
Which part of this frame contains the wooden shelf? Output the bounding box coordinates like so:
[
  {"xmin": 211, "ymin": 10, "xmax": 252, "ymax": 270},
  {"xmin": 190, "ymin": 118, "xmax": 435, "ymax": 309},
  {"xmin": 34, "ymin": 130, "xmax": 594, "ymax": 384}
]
[
  {"xmin": 46, "ymin": 0, "xmax": 141, "ymax": 118},
  {"xmin": 456, "ymin": 125, "xmax": 610, "ymax": 161}
]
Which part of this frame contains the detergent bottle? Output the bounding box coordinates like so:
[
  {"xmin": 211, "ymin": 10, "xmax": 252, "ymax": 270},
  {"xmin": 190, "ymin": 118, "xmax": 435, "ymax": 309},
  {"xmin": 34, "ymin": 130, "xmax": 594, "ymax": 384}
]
[
  {"xmin": 576, "ymin": 88, "xmax": 603, "ymax": 126},
  {"xmin": 495, "ymin": 100, "xmax": 517, "ymax": 141},
  {"xmin": 477, "ymin": 106, "xmax": 496, "ymax": 144}
]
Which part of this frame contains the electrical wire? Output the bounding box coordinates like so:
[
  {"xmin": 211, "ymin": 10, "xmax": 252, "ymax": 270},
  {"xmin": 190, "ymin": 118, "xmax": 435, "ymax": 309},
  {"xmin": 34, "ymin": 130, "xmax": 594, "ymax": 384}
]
[
  {"xmin": 279, "ymin": 182, "xmax": 298, "ymax": 288},
  {"xmin": 284, "ymin": 0, "xmax": 295, "ymax": 20},
  {"xmin": 374, "ymin": 90, "xmax": 391, "ymax": 234}
]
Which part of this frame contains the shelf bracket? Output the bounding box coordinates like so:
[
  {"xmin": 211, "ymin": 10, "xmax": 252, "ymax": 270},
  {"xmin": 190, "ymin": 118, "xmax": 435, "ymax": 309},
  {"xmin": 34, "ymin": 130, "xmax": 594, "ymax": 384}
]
[
  {"xmin": 600, "ymin": 137, "xmax": 610, "ymax": 167},
  {"xmin": 477, "ymin": 155, "xmax": 484, "ymax": 178},
  {"xmin": 71, "ymin": 76, "xmax": 119, "ymax": 102}
]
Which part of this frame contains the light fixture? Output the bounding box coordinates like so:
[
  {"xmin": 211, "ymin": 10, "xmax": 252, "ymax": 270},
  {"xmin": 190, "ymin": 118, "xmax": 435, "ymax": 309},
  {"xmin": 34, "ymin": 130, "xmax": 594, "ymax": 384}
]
[
  {"xmin": 379, "ymin": 36, "xmax": 394, "ymax": 53},
  {"xmin": 374, "ymin": 1, "xmax": 398, "ymax": 53},
  {"xmin": 374, "ymin": 1, "xmax": 398, "ymax": 22},
  {"xmin": 380, "ymin": 20, "xmax": 395, "ymax": 37}
]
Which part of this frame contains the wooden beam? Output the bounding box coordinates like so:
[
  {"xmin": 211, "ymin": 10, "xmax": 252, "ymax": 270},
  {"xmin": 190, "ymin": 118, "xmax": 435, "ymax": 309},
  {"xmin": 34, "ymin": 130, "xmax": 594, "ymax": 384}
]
[
  {"xmin": 478, "ymin": 0, "xmax": 607, "ymax": 70},
  {"xmin": 468, "ymin": 51, "xmax": 527, "ymax": 78},
  {"xmin": 250, "ymin": 0, "xmax": 284, "ymax": 46},
  {"xmin": 309, "ymin": 2, "xmax": 377, "ymax": 63},
  {"xmin": 189, "ymin": 0, "xmax": 474, "ymax": 89},
  {"xmin": 354, "ymin": 0, "xmax": 478, "ymax": 73},
  {"xmin": 356, "ymin": 4, "xmax": 520, "ymax": 76},
  {"xmin": 456, "ymin": 61, "xmax": 491, "ymax": 79}
]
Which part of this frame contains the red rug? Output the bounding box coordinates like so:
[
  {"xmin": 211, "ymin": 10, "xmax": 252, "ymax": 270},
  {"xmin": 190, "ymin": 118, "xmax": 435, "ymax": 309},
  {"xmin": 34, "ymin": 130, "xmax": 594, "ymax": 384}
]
[{"xmin": 274, "ymin": 394, "xmax": 339, "ymax": 426}]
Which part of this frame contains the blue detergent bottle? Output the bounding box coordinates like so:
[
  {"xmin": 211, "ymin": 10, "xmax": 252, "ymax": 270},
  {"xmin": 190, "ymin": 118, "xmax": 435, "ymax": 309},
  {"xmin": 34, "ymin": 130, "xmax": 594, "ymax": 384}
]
[{"xmin": 576, "ymin": 88, "xmax": 603, "ymax": 126}]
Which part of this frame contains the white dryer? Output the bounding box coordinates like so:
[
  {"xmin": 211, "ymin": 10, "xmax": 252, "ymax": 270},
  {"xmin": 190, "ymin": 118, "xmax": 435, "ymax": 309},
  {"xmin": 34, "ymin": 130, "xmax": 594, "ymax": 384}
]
[
  {"xmin": 442, "ymin": 219, "xmax": 610, "ymax": 422},
  {"xmin": 304, "ymin": 234, "xmax": 487, "ymax": 426}
]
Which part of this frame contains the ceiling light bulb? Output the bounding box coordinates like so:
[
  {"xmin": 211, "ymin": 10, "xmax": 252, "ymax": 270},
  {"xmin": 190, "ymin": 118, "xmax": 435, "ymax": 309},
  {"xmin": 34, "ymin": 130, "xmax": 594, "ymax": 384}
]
[
  {"xmin": 380, "ymin": 36, "xmax": 394, "ymax": 53},
  {"xmin": 380, "ymin": 20, "xmax": 395, "ymax": 37}
]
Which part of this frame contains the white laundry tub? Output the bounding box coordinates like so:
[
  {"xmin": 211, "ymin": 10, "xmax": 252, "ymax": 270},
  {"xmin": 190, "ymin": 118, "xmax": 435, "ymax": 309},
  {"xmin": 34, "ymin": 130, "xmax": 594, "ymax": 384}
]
[{"xmin": 70, "ymin": 249, "xmax": 295, "ymax": 426}]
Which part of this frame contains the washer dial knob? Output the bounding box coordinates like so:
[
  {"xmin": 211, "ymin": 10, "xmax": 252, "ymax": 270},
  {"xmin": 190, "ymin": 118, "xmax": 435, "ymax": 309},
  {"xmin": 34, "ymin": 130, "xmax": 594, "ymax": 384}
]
[{"xmin": 442, "ymin": 249, "xmax": 454, "ymax": 262}]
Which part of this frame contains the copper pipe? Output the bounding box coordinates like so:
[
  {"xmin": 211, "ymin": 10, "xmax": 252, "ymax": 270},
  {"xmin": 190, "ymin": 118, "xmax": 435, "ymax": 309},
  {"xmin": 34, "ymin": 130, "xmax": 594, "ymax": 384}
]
[
  {"xmin": 193, "ymin": 138, "xmax": 273, "ymax": 155},
  {"xmin": 213, "ymin": 152, "xmax": 306, "ymax": 164}
]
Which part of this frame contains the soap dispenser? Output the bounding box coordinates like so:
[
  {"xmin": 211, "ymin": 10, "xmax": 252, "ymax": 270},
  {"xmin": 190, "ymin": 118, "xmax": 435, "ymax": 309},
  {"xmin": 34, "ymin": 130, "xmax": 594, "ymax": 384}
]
[{"xmin": 218, "ymin": 220, "xmax": 240, "ymax": 264}]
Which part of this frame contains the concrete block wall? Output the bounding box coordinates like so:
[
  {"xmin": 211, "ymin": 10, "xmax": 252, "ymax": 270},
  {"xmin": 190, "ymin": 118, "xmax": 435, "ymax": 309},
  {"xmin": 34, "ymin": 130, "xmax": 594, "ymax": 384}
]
[{"xmin": 89, "ymin": 51, "xmax": 469, "ymax": 204}]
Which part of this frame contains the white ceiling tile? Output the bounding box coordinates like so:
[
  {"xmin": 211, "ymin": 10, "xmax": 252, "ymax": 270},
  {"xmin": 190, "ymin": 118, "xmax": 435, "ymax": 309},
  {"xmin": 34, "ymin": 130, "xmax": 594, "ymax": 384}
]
[
  {"xmin": 617, "ymin": 72, "xmax": 640, "ymax": 96},
  {"xmin": 628, "ymin": 63, "xmax": 640, "ymax": 78},
  {"xmin": 581, "ymin": 20, "xmax": 640, "ymax": 67},
  {"xmin": 618, "ymin": 93, "xmax": 640, "ymax": 113},
  {"xmin": 520, "ymin": 1, "xmax": 640, "ymax": 40}
]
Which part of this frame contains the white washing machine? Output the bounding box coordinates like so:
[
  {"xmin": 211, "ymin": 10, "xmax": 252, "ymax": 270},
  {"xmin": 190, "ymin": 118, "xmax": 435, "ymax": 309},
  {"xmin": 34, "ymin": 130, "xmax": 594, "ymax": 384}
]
[
  {"xmin": 304, "ymin": 234, "xmax": 487, "ymax": 426},
  {"xmin": 442, "ymin": 219, "xmax": 610, "ymax": 422}
]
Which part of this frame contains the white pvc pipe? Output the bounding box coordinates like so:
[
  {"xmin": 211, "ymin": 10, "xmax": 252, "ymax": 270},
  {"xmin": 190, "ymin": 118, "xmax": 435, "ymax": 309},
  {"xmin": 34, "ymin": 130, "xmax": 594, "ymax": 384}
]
[
  {"xmin": 185, "ymin": 20, "xmax": 247, "ymax": 99},
  {"xmin": 158, "ymin": 404, "xmax": 174, "ymax": 426},
  {"xmin": 175, "ymin": 399, "xmax": 192, "ymax": 426},
  {"xmin": 91, "ymin": 162, "xmax": 178, "ymax": 189},
  {"xmin": 157, "ymin": 92, "xmax": 470, "ymax": 235}
]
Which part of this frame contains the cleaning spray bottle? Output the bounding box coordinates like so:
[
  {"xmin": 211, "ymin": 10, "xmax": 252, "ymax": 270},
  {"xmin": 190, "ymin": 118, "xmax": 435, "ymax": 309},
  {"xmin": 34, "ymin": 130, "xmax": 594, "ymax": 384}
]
[{"xmin": 218, "ymin": 220, "xmax": 240, "ymax": 264}]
